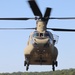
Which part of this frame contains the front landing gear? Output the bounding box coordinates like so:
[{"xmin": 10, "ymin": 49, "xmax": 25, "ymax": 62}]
[
  {"xmin": 24, "ymin": 60, "xmax": 29, "ymax": 71},
  {"xmin": 24, "ymin": 60, "xmax": 58, "ymax": 71},
  {"xmin": 52, "ymin": 61, "xmax": 58, "ymax": 71}
]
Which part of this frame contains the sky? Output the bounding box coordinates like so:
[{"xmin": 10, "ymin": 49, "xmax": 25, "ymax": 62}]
[{"xmin": 0, "ymin": 0, "xmax": 75, "ymax": 73}]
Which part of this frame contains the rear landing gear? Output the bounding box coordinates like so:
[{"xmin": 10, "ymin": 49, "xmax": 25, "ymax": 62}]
[{"xmin": 52, "ymin": 61, "xmax": 58, "ymax": 71}]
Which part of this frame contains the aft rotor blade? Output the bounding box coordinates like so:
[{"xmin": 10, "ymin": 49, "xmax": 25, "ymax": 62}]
[
  {"xmin": 28, "ymin": 0, "xmax": 42, "ymax": 17},
  {"xmin": 50, "ymin": 17, "xmax": 75, "ymax": 20},
  {"xmin": 44, "ymin": 8, "xmax": 52, "ymax": 18},
  {"xmin": 44, "ymin": 8, "xmax": 52, "ymax": 24},
  {"xmin": 0, "ymin": 28, "xmax": 36, "ymax": 30},
  {"xmin": 0, "ymin": 18, "xmax": 35, "ymax": 20},
  {"xmin": 47, "ymin": 28, "xmax": 75, "ymax": 31}
]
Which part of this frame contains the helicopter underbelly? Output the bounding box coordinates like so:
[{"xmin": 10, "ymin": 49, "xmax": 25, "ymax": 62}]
[
  {"xmin": 24, "ymin": 44, "xmax": 58, "ymax": 65},
  {"xmin": 24, "ymin": 43, "xmax": 52, "ymax": 55}
]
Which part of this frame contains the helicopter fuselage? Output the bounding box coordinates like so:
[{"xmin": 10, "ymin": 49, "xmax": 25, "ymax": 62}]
[
  {"xmin": 24, "ymin": 20, "xmax": 58, "ymax": 71},
  {"xmin": 24, "ymin": 31, "xmax": 58, "ymax": 65}
]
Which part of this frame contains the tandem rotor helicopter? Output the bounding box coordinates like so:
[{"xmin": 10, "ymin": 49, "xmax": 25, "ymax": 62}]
[{"xmin": 1, "ymin": 0, "xmax": 75, "ymax": 71}]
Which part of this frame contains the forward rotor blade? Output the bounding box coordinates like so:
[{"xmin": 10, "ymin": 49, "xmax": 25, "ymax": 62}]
[
  {"xmin": 0, "ymin": 28, "xmax": 36, "ymax": 30},
  {"xmin": 28, "ymin": 0, "xmax": 42, "ymax": 17},
  {"xmin": 0, "ymin": 18, "xmax": 35, "ymax": 20},
  {"xmin": 47, "ymin": 28, "xmax": 75, "ymax": 31},
  {"xmin": 50, "ymin": 17, "xmax": 75, "ymax": 20},
  {"xmin": 1, "ymin": 17, "xmax": 75, "ymax": 20}
]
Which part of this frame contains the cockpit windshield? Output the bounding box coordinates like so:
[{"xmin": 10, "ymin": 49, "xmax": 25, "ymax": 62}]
[
  {"xmin": 33, "ymin": 32, "xmax": 39, "ymax": 37},
  {"xmin": 44, "ymin": 32, "xmax": 50, "ymax": 37},
  {"xmin": 33, "ymin": 31, "xmax": 51, "ymax": 38}
]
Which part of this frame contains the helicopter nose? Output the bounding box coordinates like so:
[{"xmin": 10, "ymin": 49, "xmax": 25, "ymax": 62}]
[{"xmin": 34, "ymin": 38, "xmax": 49, "ymax": 46}]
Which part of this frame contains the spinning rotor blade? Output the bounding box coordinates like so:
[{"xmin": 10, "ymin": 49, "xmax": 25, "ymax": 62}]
[
  {"xmin": 28, "ymin": 0, "xmax": 42, "ymax": 17},
  {"xmin": 47, "ymin": 28, "xmax": 75, "ymax": 31},
  {"xmin": 0, "ymin": 18, "xmax": 35, "ymax": 20},
  {"xmin": 0, "ymin": 28, "xmax": 36, "ymax": 30},
  {"xmin": 0, "ymin": 17, "xmax": 75, "ymax": 21},
  {"xmin": 50, "ymin": 17, "xmax": 75, "ymax": 20}
]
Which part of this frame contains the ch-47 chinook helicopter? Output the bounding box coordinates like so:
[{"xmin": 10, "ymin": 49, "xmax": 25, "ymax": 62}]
[{"xmin": 1, "ymin": 0, "xmax": 75, "ymax": 71}]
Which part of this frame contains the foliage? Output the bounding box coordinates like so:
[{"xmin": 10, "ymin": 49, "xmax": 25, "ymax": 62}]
[{"xmin": 0, "ymin": 69, "xmax": 75, "ymax": 75}]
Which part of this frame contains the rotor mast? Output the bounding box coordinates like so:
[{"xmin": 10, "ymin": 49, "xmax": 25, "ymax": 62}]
[{"xmin": 36, "ymin": 20, "xmax": 46, "ymax": 32}]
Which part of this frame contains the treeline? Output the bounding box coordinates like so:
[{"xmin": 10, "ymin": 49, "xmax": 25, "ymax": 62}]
[{"xmin": 0, "ymin": 69, "xmax": 75, "ymax": 75}]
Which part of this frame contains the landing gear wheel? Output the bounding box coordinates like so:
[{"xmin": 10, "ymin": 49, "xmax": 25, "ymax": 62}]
[
  {"xmin": 52, "ymin": 61, "xmax": 55, "ymax": 71},
  {"xmin": 26, "ymin": 66, "xmax": 29, "ymax": 71},
  {"xmin": 55, "ymin": 61, "xmax": 58, "ymax": 67},
  {"xmin": 52, "ymin": 66, "xmax": 55, "ymax": 71},
  {"xmin": 26, "ymin": 62, "xmax": 29, "ymax": 71}
]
